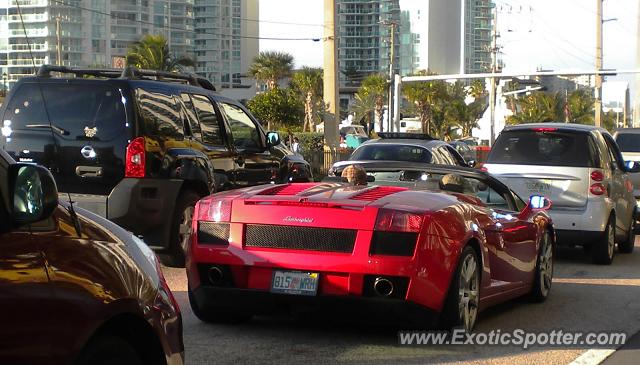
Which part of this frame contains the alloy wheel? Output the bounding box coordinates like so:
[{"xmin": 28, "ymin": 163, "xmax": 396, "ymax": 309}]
[
  {"xmin": 179, "ymin": 206, "xmax": 195, "ymax": 253},
  {"xmin": 538, "ymin": 233, "xmax": 553, "ymax": 297},
  {"xmin": 458, "ymin": 253, "xmax": 479, "ymax": 331},
  {"xmin": 607, "ymin": 222, "xmax": 615, "ymax": 259}
]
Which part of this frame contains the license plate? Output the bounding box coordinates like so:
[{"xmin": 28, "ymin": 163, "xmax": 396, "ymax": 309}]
[
  {"xmin": 270, "ymin": 270, "xmax": 319, "ymax": 296},
  {"xmin": 526, "ymin": 180, "xmax": 551, "ymax": 195}
]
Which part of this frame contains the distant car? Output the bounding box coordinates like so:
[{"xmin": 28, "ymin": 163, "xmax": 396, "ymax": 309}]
[
  {"xmin": 484, "ymin": 123, "xmax": 640, "ymax": 264},
  {"xmin": 0, "ymin": 149, "xmax": 183, "ymax": 365},
  {"xmin": 613, "ymin": 128, "xmax": 640, "ymax": 203},
  {"xmin": 186, "ymin": 162, "xmax": 555, "ymax": 331},
  {"xmin": 0, "ymin": 65, "xmax": 311, "ymax": 267},
  {"xmin": 339, "ymin": 125, "xmax": 369, "ymax": 148},
  {"xmin": 329, "ymin": 133, "xmax": 469, "ymax": 176},
  {"xmin": 449, "ymin": 140, "xmax": 477, "ymax": 166}
]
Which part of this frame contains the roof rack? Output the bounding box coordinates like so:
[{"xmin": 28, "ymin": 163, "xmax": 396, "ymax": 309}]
[
  {"xmin": 36, "ymin": 65, "xmax": 216, "ymax": 91},
  {"xmin": 378, "ymin": 132, "xmax": 436, "ymax": 140}
]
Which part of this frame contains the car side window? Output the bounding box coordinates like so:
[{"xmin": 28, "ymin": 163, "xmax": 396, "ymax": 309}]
[
  {"xmin": 435, "ymin": 146, "xmax": 456, "ymax": 165},
  {"xmin": 191, "ymin": 94, "xmax": 224, "ymax": 146},
  {"xmin": 219, "ymin": 102, "xmax": 262, "ymax": 150},
  {"xmin": 445, "ymin": 145, "xmax": 466, "ymax": 166},
  {"xmin": 135, "ymin": 88, "xmax": 184, "ymax": 140},
  {"xmin": 603, "ymin": 134, "xmax": 624, "ymax": 171},
  {"xmin": 474, "ymin": 183, "xmax": 511, "ymax": 211},
  {"xmin": 180, "ymin": 93, "xmax": 202, "ymax": 141}
]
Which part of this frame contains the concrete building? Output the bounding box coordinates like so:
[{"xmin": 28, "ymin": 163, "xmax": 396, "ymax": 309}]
[
  {"xmin": 194, "ymin": 0, "xmax": 258, "ymax": 99},
  {"xmin": 0, "ymin": 0, "xmax": 196, "ymax": 88},
  {"xmin": 462, "ymin": 0, "xmax": 492, "ymax": 74},
  {"xmin": 0, "ymin": 0, "xmax": 260, "ymax": 99}
]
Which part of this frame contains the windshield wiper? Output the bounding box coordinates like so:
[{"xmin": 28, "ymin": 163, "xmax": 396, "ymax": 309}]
[{"xmin": 25, "ymin": 124, "xmax": 70, "ymax": 136}]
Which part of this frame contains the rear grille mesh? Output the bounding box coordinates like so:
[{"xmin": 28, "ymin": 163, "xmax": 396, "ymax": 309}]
[
  {"xmin": 198, "ymin": 222, "xmax": 230, "ymax": 245},
  {"xmin": 244, "ymin": 224, "xmax": 356, "ymax": 253}
]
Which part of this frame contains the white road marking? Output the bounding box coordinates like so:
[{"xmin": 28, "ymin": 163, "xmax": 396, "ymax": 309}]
[{"xmin": 568, "ymin": 349, "xmax": 616, "ymax": 365}]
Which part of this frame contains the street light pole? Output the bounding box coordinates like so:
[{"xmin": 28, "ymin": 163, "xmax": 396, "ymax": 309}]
[
  {"xmin": 595, "ymin": 0, "xmax": 603, "ymax": 127},
  {"xmin": 489, "ymin": 4, "xmax": 499, "ymax": 145}
]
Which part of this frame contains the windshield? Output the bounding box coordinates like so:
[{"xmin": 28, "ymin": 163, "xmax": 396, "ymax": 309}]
[
  {"xmin": 487, "ymin": 130, "xmax": 597, "ymax": 167},
  {"xmin": 350, "ymin": 144, "xmax": 433, "ymax": 163},
  {"xmin": 615, "ymin": 133, "xmax": 640, "ymax": 153}
]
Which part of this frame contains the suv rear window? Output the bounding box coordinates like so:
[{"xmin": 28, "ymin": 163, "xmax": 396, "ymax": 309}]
[
  {"xmin": 615, "ymin": 133, "xmax": 640, "ymax": 153},
  {"xmin": 3, "ymin": 83, "xmax": 127, "ymax": 140},
  {"xmin": 487, "ymin": 130, "xmax": 597, "ymax": 167}
]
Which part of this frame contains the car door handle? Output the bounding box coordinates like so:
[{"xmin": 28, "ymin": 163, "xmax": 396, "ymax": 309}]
[{"xmin": 76, "ymin": 166, "xmax": 102, "ymax": 177}]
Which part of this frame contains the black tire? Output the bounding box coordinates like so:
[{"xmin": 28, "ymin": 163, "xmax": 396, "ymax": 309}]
[
  {"xmin": 160, "ymin": 190, "xmax": 201, "ymax": 268},
  {"xmin": 618, "ymin": 216, "xmax": 636, "ymax": 254},
  {"xmin": 592, "ymin": 216, "xmax": 615, "ymax": 265},
  {"xmin": 529, "ymin": 230, "xmax": 554, "ymax": 302},
  {"xmin": 76, "ymin": 335, "xmax": 142, "ymax": 365},
  {"xmin": 439, "ymin": 246, "xmax": 480, "ymax": 331},
  {"xmin": 188, "ymin": 286, "xmax": 252, "ymax": 324}
]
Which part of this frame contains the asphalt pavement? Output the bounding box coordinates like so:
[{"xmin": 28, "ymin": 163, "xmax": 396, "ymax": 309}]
[{"xmin": 163, "ymin": 239, "xmax": 640, "ymax": 365}]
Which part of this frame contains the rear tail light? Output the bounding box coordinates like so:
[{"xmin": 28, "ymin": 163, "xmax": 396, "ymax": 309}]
[
  {"xmin": 590, "ymin": 170, "xmax": 604, "ymax": 182},
  {"xmin": 125, "ymin": 137, "xmax": 146, "ymax": 178},
  {"xmin": 198, "ymin": 199, "xmax": 232, "ymax": 222},
  {"xmin": 590, "ymin": 183, "xmax": 607, "ymax": 196},
  {"xmin": 374, "ymin": 208, "xmax": 422, "ymax": 233},
  {"xmin": 532, "ymin": 127, "xmax": 558, "ymax": 132}
]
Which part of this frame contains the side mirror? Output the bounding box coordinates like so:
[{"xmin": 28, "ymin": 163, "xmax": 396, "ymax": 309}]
[
  {"xmin": 467, "ymin": 159, "xmax": 477, "ymax": 168},
  {"xmin": 8, "ymin": 163, "xmax": 58, "ymax": 226},
  {"xmin": 518, "ymin": 195, "xmax": 552, "ymax": 220},
  {"xmin": 266, "ymin": 131, "xmax": 281, "ymax": 147},
  {"xmin": 625, "ymin": 160, "xmax": 640, "ymax": 173}
]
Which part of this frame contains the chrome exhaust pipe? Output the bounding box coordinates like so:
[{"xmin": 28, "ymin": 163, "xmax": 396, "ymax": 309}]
[
  {"xmin": 207, "ymin": 266, "xmax": 224, "ymax": 284},
  {"xmin": 373, "ymin": 277, "xmax": 394, "ymax": 297}
]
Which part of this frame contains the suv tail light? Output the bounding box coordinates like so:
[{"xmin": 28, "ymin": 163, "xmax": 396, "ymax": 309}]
[
  {"xmin": 198, "ymin": 199, "xmax": 232, "ymax": 222},
  {"xmin": 590, "ymin": 170, "xmax": 604, "ymax": 182},
  {"xmin": 590, "ymin": 183, "xmax": 607, "ymax": 195},
  {"xmin": 532, "ymin": 127, "xmax": 558, "ymax": 132},
  {"xmin": 374, "ymin": 208, "xmax": 422, "ymax": 233},
  {"xmin": 125, "ymin": 137, "xmax": 146, "ymax": 178}
]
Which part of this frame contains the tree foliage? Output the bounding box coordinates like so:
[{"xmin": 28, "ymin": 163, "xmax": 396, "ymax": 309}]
[
  {"xmin": 507, "ymin": 89, "xmax": 598, "ymax": 127},
  {"xmin": 290, "ymin": 67, "xmax": 323, "ymax": 132},
  {"xmin": 356, "ymin": 74, "xmax": 388, "ymax": 132},
  {"xmin": 246, "ymin": 88, "xmax": 303, "ymax": 130},
  {"xmin": 248, "ymin": 51, "xmax": 294, "ymax": 90},
  {"xmin": 126, "ymin": 34, "xmax": 194, "ymax": 71}
]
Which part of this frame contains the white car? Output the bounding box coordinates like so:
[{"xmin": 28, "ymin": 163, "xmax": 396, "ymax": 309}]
[{"xmin": 484, "ymin": 123, "xmax": 639, "ymax": 265}]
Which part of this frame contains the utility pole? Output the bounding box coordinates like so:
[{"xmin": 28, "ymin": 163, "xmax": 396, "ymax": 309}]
[
  {"xmin": 595, "ymin": 0, "xmax": 603, "ymax": 127},
  {"xmin": 56, "ymin": 16, "xmax": 62, "ymax": 66},
  {"xmin": 381, "ymin": 20, "xmax": 397, "ymax": 132},
  {"xmin": 489, "ymin": 5, "xmax": 499, "ymax": 145},
  {"xmin": 323, "ymin": 0, "xmax": 340, "ymax": 148}
]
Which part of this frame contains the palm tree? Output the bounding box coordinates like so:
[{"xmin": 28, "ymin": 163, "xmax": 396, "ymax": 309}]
[
  {"xmin": 291, "ymin": 67, "xmax": 323, "ymax": 132},
  {"xmin": 565, "ymin": 89, "xmax": 595, "ymax": 124},
  {"xmin": 248, "ymin": 51, "xmax": 294, "ymax": 90},
  {"xmin": 351, "ymin": 92, "xmax": 376, "ymax": 131},
  {"xmin": 126, "ymin": 34, "xmax": 194, "ymax": 71},
  {"xmin": 357, "ymin": 74, "xmax": 388, "ymax": 132},
  {"xmin": 507, "ymin": 92, "xmax": 559, "ymax": 124},
  {"xmin": 403, "ymin": 70, "xmax": 447, "ymax": 134}
]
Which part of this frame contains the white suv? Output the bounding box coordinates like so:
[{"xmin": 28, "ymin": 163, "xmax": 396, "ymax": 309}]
[{"xmin": 484, "ymin": 123, "xmax": 639, "ymax": 265}]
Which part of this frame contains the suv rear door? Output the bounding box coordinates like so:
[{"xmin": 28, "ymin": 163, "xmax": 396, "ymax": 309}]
[{"xmin": 484, "ymin": 129, "xmax": 598, "ymax": 208}]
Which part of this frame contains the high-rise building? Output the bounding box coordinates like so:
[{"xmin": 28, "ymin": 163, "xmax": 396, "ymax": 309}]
[
  {"xmin": 462, "ymin": 0, "xmax": 492, "ymax": 74},
  {"xmin": 0, "ymin": 0, "xmax": 259, "ymax": 98},
  {"xmin": 194, "ymin": 0, "xmax": 258, "ymax": 97}
]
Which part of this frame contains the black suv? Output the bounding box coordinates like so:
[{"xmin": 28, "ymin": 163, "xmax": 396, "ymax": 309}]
[{"xmin": 0, "ymin": 65, "xmax": 312, "ymax": 266}]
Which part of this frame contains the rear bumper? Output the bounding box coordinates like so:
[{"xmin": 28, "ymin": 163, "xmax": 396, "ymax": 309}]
[
  {"xmin": 108, "ymin": 178, "xmax": 183, "ymax": 249},
  {"xmin": 190, "ymin": 285, "xmax": 439, "ymax": 327},
  {"xmin": 546, "ymin": 200, "xmax": 612, "ymax": 238},
  {"xmin": 555, "ymin": 230, "xmax": 603, "ymax": 245},
  {"xmin": 63, "ymin": 178, "xmax": 183, "ymax": 249}
]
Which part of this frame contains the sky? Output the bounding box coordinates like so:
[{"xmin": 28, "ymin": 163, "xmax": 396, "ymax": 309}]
[{"xmin": 259, "ymin": 0, "xmax": 639, "ymax": 103}]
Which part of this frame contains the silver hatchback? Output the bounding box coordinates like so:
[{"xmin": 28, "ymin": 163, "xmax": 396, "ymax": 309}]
[{"xmin": 484, "ymin": 123, "xmax": 639, "ymax": 265}]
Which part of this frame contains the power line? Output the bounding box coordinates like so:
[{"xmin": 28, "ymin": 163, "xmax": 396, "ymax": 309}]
[{"xmin": 49, "ymin": 0, "xmax": 324, "ymax": 41}]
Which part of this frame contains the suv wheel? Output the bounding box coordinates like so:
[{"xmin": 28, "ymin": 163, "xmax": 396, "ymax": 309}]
[
  {"xmin": 592, "ymin": 216, "xmax": 615, "ymax": 265},
  {"xmin": 162, "ymin": 190, "xmax": 201, "ymax": 268},
  {"xmin": 618, "ymin": 217, "xmax": 636, "ymax": 254}
]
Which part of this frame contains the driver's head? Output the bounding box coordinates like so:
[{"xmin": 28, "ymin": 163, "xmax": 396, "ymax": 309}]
[
  {"xmin": 341, "ymin": 164, "xmax": 368, "ymax": 186},
  {"xmin": 440, "ymin": 173, "xmax": 466, "ymax": 193}
]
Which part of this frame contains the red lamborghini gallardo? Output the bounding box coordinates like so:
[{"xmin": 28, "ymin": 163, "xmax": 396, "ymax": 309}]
[{"xmin": 186, "ymin": 162, "xmax": 554, "ymax": 331}]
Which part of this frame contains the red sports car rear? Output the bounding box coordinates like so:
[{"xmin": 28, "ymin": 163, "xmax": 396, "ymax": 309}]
[{"xmin": 186, "ymin": 166, "xmax": 554, "ymax": 331}]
